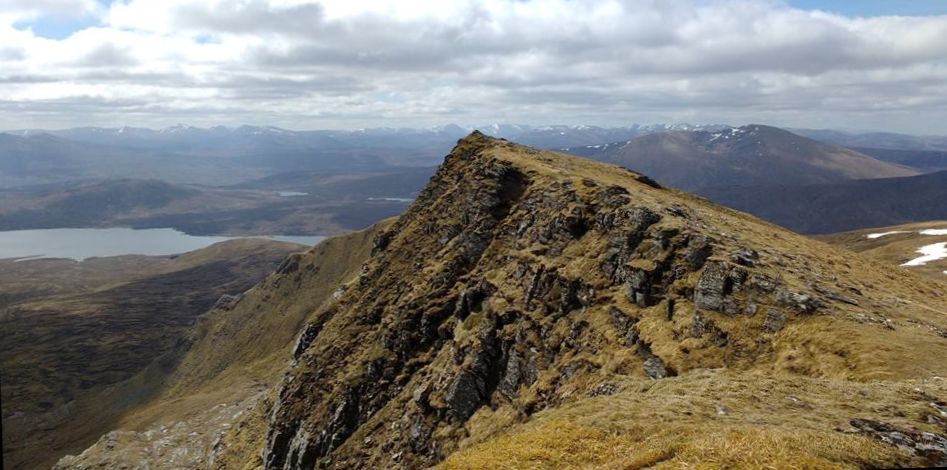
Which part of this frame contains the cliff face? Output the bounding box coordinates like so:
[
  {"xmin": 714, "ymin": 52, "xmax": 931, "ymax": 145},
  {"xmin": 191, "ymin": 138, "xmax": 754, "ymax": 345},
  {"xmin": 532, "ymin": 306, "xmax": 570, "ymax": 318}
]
[{"xmin": 260, "ymin": 132, "xmax": 947, "ymax": 468}]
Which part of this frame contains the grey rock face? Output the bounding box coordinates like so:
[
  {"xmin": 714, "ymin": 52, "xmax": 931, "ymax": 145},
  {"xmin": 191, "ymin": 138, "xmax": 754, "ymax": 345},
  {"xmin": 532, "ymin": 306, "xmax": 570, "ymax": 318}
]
[
  {"xmin": 694, "ymin": 261, "xmax": 732, "ymax": 311},
  {"xmin": 292, "ymin": 322, "xmax": 322, "ymax": 360},
  {"xmin": 623, "ymin": 268, "xmax": 651, "ymax": 307},
  {"xmin": 684, "ymin": 236, "xmax": 713, "ymax": 270},
  {"xmin": 643, "ymin": 357, "xmax": 670, "ymax": 379},
  {"xmin": 445, "ymin": 369, "xmax": 485, "ymax": 421},
  {"xmin": 851, "ymin": 418, "xmax": 947, "ymax": 466},
  {"xmin": 762, "ymin": 308, "xmax": 787, "ymax": 333},
  {"xmin": 775, "ymin": 289, "xmax": 822, "ymax": 314},
  {"xmin": 730, "ymin": 248, "xmax": 759, "ymax": 267}
]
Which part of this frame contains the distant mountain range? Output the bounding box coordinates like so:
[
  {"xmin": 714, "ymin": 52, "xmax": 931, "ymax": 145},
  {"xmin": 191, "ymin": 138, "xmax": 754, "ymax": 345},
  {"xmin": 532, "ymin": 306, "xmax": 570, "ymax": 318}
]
[
  {"xmin": 565, "ymin": 124, "xmax": 917, "ymax": 192},
  {"xmin": 3, "ymin": 122, "xmax": 945, "ymax": 237},
  {"xmin": 4, "ymin": 122, "xmax": 943, "ymax": 189}
]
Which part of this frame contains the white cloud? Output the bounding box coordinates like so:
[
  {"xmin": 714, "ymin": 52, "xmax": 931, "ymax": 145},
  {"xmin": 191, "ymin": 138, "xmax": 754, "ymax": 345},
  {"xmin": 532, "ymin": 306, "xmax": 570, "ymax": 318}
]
[{"xmin": 1, "ymin": 0, "xmax": 946, "ymax": 132}]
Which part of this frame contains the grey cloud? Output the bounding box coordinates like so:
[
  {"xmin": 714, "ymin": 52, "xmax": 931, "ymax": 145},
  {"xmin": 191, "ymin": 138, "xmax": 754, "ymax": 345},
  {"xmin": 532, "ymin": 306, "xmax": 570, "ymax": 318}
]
[
  {"xmin": 169, "ymin": 0, "xmax": 328, "ymax": 36},
  {"xmin": 3, "ymin": 0, "xmax": 947, "ymax": 133}
]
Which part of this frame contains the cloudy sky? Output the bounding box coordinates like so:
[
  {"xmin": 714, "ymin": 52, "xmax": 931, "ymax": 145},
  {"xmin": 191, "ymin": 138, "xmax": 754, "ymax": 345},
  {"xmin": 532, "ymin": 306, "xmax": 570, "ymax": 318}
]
[{"xmin": 2, "ymin": 0, "xmax": 947, "ymax": 133}]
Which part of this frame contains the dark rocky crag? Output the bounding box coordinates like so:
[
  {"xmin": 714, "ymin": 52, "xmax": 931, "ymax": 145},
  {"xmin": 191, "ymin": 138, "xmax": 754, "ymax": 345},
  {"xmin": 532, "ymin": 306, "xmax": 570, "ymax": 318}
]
[{"xmin": 259, "ymin": 132, "xmax": 947, "ymax": 468}]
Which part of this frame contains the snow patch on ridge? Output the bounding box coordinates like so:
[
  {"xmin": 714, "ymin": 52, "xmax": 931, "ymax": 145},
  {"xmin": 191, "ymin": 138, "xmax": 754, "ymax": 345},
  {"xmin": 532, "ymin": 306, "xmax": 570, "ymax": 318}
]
[
  {"xmin": 901, "ymin": 242, "xmax": 947, "ymax": 267},
  {"xmin": 866, "ymin": 231, "xmax": 908, "ymax": 239}
]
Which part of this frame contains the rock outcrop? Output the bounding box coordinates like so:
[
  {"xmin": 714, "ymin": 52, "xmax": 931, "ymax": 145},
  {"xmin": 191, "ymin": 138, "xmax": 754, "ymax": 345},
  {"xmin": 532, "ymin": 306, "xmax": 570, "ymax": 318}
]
[{"xmin": 257, "ymin": 132, "xmax": 947, "ymax": 469}]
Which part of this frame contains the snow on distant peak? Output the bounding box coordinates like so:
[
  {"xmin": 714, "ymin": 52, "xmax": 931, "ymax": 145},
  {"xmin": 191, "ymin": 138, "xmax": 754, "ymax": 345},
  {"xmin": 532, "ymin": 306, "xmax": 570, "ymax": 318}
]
[
  {"xmin": 162, "ymin": 124, "xmax": 197, "ymax": 133},
  {"xmin": 920, "ymin": 229, "xmax": 947, "ymax": 236}
]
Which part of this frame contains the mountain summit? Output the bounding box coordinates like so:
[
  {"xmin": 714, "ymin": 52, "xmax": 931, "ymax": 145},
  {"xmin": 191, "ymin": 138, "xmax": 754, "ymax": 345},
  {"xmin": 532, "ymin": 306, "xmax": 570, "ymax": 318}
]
[
  {"xmin": 567, "ymin": 125, "xmax": 917, "ymax": 192},
  {"xmin": 258, "ymin": 132, "xmax": 947, "ymax": 468},
  {"xmin": 57, "ymin": 132, "xmax": 947, "ymax": 469}
]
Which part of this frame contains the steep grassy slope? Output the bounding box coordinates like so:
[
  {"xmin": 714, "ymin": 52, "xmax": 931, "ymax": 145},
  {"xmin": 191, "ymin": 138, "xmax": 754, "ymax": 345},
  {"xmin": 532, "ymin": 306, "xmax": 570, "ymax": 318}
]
[
  {"xmin": 0, "ymin": 239, "xmax": 305, "ymax": 470},
  {"xmin": 58, "ymin": 133, "xmax": 947, "ymax": 469},
  {"xmin": 816, "ymin": 221, "xmax": 947, "ymax": 282},
  {"xmin": 53, "ymin": 223, "xmax": 386, "ymax": 469},
  {"xmin": 565, "ymin": 125, "xmax": 917, "ymax": 192}
]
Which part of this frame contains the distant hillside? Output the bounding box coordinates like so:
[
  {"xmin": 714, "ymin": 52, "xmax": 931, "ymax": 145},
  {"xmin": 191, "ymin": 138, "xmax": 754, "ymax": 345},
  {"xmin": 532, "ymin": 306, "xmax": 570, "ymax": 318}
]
[
  {"xmin": 816, "ymin": 221, "xmax": 947, "ymax": 282},
  {"xmin": 0, "ymin": 179, "xmax": 199, "ymax": 229},
  {"xmin": 793, "ymin": 128, "xmax": 947, "ymax": 152},
  {"xmin": 850, "ymin": 147, "xmax": 947, "ymax": 172},
  {"xmin": 0, "ymin": 131, "xmax": 389, "ymax": 188},
  {"xmin": 0, "ymin": 239, "xmax": 304, "ymax": 470},
  {"xmin": 0, "ymin": 176, "xmax": 417, "ymax": 236},
  {"xmin": 702, "ymin": 170, "xmax": 947, "ymax": 234},
  {"xmin": 565, "ymin": 125, "xmax": 917, "ymax": 192}
]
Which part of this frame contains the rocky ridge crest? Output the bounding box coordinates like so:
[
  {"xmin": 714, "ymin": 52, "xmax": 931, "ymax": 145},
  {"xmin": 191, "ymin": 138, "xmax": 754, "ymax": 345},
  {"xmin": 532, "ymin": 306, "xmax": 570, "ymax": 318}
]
[{"xmin": 260, "ymin": 132, "xmax": 947, "ymax": 468}]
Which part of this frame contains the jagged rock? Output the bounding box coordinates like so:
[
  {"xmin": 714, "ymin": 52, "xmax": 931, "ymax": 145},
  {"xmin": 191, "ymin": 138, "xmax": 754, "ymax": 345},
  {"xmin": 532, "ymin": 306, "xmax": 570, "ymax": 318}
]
[
  {"xmin": 212, "ymin": 293, "xmax": 243, "ymax": 311},
  {"xmin": 813, "ymin": 285, "xmax": 859, "ymax": 306},
  {"xmin": 665, "ymin": 205, "xmax": 689, "ymax": 218},
  {"xmin": 608, "ymin": 307, "xmax": 639, "ymax": 347},
  {"xmin": 690, "ymin": 312, "xmax": 708, "ymax": 338},
  {"xmin": 586, "ymin": 383, "xmax": 616, "ymax": 397},
  {"xmin": 276, "ymin": 254, "xmax": 302, "ymax": 274},
  {"xmin": 412, "ymin": 383, "xmax": 431, "ymax": 409},
  {"xmin": 730, "ymin": 248, "xmax": 759, "ymax": 267},
  {"xmin": 775, "ymin": 289, "xmax": 822, "ymax": 314},
  {"xmin": 292, "ymin": 322, "xmax": 323, "ymax": 360},
  {"xmin": 371, "ymin": 231, "xmax": 393, "ymax": 255},
  {"xmin": 762, "ymin": 308, "xmax": 787, "ymax": 332},
  {"xmin": 694, "ymin": 261, "xmax": 732, "ymax": 311},
  {"xmin": 850, "ymin": 418, "xmax": 947, "ymax": 465},
  {"xmin": 524, "ymin": 265, "xmax": 546, "ymax": 309},
  {"xmin": 454, "ymin": 281, "xmax": 496, "ymax": 320},
  {"xmin": 643, "ymin": 357, "xmax": 670, "ymax": 379},
  {"xmin": 623, "ymin": 268, "xmax": 651, "ymax": 307},
  {"xmin": 445, "ymin": 331, "xmax": 501, "ymax": 421},
  {"xmin": 690, "ymin": 313, "xmax": 729, "ymax": 346},
  {"xmin": 498, "ymin": 349, "xmax": 524, "ymax": 398},
  {"xmin": 635, "ymin": 174, "xmax": 662, "ymax": 189},
  {"xmin": 596, "ymin": 185, "xmax": 630, "ymax": 208},
  {"xmin": 684, "ymin": 236, "xmax": 713, "ymax": 270},
  {"xmin": 747, "ymin": 273, "xmax": 778, "ymax": 293},
  {"xmin": 445, "ymin": 369, "xmax": 485, "ymax": 421}
]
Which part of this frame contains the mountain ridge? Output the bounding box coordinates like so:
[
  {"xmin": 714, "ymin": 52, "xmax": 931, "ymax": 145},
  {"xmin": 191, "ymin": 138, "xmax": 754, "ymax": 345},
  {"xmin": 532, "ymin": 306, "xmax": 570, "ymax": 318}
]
[
  {"xmin": 564, "ymin": 124, "xmax": 918, "ymax": 192},
  {"xmin": 54, "ymin": 132, "xmax": 947, "ymax": 469}
]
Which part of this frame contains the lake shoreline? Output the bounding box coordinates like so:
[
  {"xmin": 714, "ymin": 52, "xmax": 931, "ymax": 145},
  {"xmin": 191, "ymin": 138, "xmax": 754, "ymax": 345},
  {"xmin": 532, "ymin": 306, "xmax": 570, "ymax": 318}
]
[{"xmin": 0, "ymin": 227, "xmax": 326, "ymax": 262}]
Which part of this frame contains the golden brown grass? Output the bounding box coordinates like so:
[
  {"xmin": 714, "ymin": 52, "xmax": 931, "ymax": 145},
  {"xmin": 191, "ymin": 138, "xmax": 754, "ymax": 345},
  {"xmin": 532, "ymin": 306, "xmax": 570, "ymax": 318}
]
[
  {"xmin": 440, "ymin": 418, "xmax": 902, "ymax": 470},
  {"xmin": 440, "ymin": 366, "xmax": 947, "ymax": 470}
]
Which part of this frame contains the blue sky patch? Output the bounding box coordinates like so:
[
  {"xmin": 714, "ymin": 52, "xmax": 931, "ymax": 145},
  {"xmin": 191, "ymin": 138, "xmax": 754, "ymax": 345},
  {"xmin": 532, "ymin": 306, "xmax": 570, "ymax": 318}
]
[{"xmin": 788, "ymin": 0, "xmax": 947, "ymax": 17}]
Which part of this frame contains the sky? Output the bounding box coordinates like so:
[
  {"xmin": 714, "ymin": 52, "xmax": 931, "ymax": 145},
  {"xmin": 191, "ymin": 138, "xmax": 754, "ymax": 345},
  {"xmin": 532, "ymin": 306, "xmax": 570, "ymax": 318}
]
[{"xmin": 2, "ymin": 0, "xmax": 946, "ymax": 133}]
